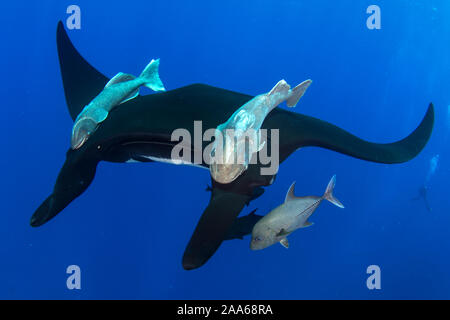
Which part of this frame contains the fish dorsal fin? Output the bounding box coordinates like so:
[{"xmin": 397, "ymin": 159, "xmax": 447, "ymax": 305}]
[
  {"xmin": 268, "ymin": 79, "xmax": 290, "ymax": 97},
  {"xmin": 280, "ymin": 238, "xmax": 289, "ymax": 249},
  {"xmin": 105, "ymin": 73, "xmax": 139, "ymax": 104},
  {"xmin": 57, "ymin": 21, "xmax": 109, "ymax": 121},
  {"xmin": 285, "ymin": 181, "xmax": 296, "ymax": 203},
  {"xmin": 105, "ymin": 72, "xmax": 136, "ymax": 88}
]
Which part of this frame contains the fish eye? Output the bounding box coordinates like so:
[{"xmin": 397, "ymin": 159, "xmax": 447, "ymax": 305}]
[{"xmin": 254, "ymin": 237, "xmax": 262, "ymax": 242}]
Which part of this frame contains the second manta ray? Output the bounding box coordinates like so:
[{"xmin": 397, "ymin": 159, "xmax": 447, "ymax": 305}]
[
  {"xmin": 210, "ymin": 79, "xmax": 312, "ymax": 184},
  {"xmin": 251, "ymin": 175, "xmax": 344, "ymax": 250},
  {"xmin": 71, "ymin": 59, "xmax": 165, "ymax": 149},
  {"xmin": 31, "ymin": 22, "xmax": 434, "ymax": 270}
]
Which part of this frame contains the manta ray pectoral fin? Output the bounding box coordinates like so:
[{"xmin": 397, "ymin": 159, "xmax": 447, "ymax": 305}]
[
  {"xmin": 273, "ymin": 103, "xmax": 434, "ymax": 164},
  {"xmin": 182, "ymin": 189, "xmax": 250, "ymax": 270},
  {"xmin": 57, "ymin": 21, "xmax": 109, "ymax": 121}
]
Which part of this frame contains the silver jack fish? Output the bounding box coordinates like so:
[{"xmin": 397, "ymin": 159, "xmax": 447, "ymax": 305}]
[
  {"xmin": 71, "ymin": 59, "xmax": 165, "ymax": 149},
  {"xmin": 210, "ymin": 79, "xmax": 312, "ymax": 184},
  {"xmin": 250, "ymin": 175, "xmax": 344, "ymax": 250}
]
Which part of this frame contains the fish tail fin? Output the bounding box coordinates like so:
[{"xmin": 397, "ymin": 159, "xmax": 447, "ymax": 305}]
[
  {"xmin": 139, "ymin": 59, "xmax": 165, "ymax": 92},
  {"xmin": 323, "ymin": 175, "xmax": 344, "ymax": 208},
  {"xmin": 286, "ymin": 79, "xmax": 312, "ymax": 107}
]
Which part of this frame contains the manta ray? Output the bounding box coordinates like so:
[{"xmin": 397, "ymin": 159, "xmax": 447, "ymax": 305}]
[{"xmin": 31, "ymin": 22, "xmax": 434, "ymax": 270}]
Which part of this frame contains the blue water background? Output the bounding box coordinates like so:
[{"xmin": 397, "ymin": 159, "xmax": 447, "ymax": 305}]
[{"xmin": 1, "ymin": 0, "xmax": 450, "ymax": 299}]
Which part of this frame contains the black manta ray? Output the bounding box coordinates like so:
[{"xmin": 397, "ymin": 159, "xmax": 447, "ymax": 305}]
[{"xmin": 31, "ymin": 22, "xmax": 434, "ymax": 270}]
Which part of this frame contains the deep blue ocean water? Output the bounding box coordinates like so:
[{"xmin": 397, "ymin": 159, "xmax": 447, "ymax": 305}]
[{"xmin": 1, "ymin": 0, "xmax": 450, "ymax": 299}]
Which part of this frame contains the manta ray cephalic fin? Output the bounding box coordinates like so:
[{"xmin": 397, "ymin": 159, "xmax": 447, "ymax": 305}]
[{"xmin": 182, "ymin": 188, "xmax": 251, "ymax": 270}]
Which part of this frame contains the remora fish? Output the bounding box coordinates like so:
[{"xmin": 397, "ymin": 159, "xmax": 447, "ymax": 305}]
[
  {"xmin": 250, "ymin": 175, "xmax": 344, "ymax": 250},
  {"xmin": 210, "ymin": 79, "xmax": 312, "ymax": 184},
  {"xmin": 71, "ymin": 59, "xmax": 165, "ymax": 149}
]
